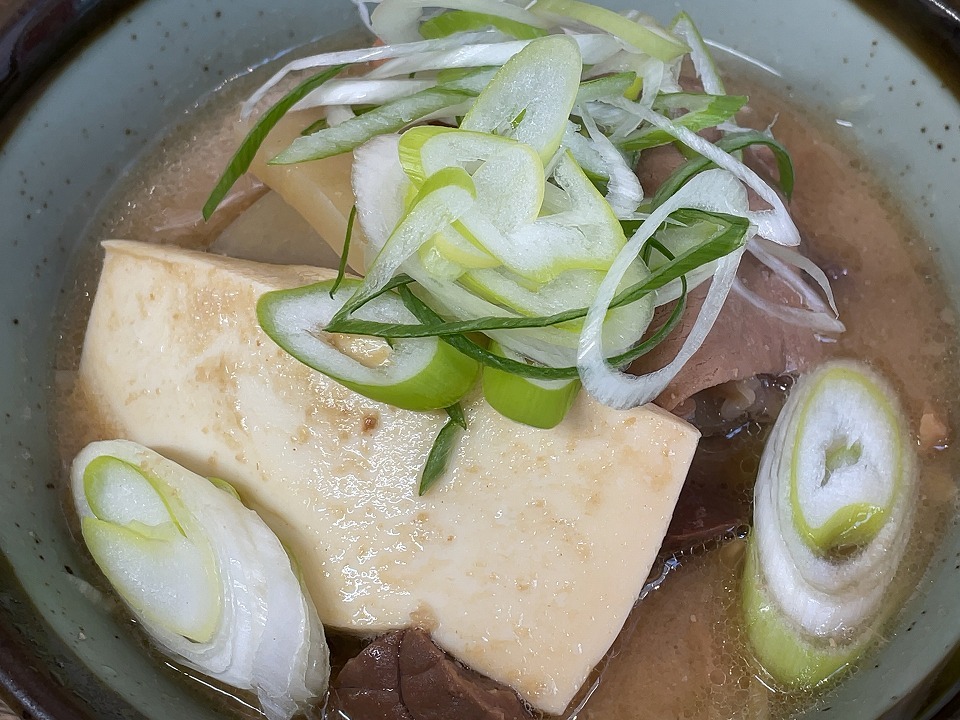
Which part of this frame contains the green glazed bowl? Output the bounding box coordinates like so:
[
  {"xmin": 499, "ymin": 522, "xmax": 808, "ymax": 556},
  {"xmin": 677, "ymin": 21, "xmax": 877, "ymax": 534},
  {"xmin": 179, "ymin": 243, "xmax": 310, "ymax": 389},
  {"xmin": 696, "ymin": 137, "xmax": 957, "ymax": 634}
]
[{"xmin": 0, "ymin": 0, "xmax": 958, "ymax": 718}]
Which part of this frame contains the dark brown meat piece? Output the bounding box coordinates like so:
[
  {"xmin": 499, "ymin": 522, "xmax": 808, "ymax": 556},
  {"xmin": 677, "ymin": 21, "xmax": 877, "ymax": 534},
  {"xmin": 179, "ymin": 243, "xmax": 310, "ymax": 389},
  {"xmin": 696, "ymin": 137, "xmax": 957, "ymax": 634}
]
[
  {"xmin": 328, "ymin": 629, "xmax": 531, "ymax": 720},
  {"xmin": 331, "ymin": 631, "xmax": 412, "ymax": 720},
  {"xmin": 632, "ymin": 114, "xmax": 829, "ymax": 412},
  {"xmin": 632, "ymin": 253, "xmax": 826, "ymax": 411},
  {"xmin": 658, "ymin": 426, "xmax": 764, "ymax": 558}
]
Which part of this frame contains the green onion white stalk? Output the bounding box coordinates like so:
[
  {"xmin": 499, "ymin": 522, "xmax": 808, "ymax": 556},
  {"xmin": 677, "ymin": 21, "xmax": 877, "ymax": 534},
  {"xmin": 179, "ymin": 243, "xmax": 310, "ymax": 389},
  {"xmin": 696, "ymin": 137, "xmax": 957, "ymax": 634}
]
[
  {"xmin": 743, "ymin": 361, "xmax": 916, "ymax": 688},
  {"xmin": 72, "ymin": 440, "xmax": 329, "ymax": 720},
  {"xmin": 576, "ymin": 107, "xmax": 643, "ymax": 219},
  {"xmin": 670, "ymin": 12, "xmax": 724, "ymax": 95}
]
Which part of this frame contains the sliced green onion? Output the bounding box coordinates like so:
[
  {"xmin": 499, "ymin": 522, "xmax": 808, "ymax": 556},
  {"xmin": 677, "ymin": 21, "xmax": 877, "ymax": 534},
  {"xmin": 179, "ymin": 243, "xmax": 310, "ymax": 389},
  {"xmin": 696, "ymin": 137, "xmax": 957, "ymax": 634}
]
[
  {"xmin": 420, "ymin": 10, "xmax": 549, "ymax": 40},
  {"xmin": 341, "ymin": 165, "xmax": 477, "ymax": 317},
  {"xmin": 326, "ymin": 210, "xmax": 747, "ymax": 338},
  {"xmin": 744, "ymin": 361, "xmax": 916, "ymax": 689},
  {"xmin": 271, "ymin": 87, "xmax": 473, "ymax": 165},
  {"xmin": 258, "ymin": 278, "xmax": 479, "ymax": 411},
  {"xmin": 620, "ymin": 93, "xmax": 748, "ymax": 151},
  {"xmin": 742, "ymin": 541, "xmax": 867, "ymax": 689},
  {"xmin": 398, "ymin": 128, "xmax": 545, "ymax": 241},
  {"xmin": 482, "ymin": 342, "xmax": 580, "ymax": 428},
  {"xmin": 396, "ymin": 277, "xmax": 685, "ymax": 381},
  {"xmin": 429, "ymin": 225, "xmax": 500, "ymax": 269},
  {"xmin": 650, "ymin": 131, "xmax": 795, "ymax": 208},
  {"xmin": 562, "ymin": 122, "xmax": 611, "ymax": 180},
  {"xmin": 73, "ymin": 441, "xmax": 329, "ymax": 720},
  {"xmin": 575, "ymin": 72, "xmax": 638, "ymax": 105},
  {"xmin": 530, "ymin": 0, "xmax": 688, "ymax": 61},
  {"xmin": 490, "ymin": 152, "xmax": 626, "ymax": 282},
  {"xmin": 461, "ymin": 34, "xmax": 583, "ymax": 164},
  {"xmin": 202, "ymin": 64, "xmax": 346, "ymax": 220}
]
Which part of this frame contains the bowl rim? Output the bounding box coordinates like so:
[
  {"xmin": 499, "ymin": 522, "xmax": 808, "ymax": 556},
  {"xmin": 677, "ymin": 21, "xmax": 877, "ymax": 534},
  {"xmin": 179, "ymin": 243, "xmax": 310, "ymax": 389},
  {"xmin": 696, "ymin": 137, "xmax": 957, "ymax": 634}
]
[{"xmin": 0, "ymin": 0, "xmax": 959, "ymax": 718}]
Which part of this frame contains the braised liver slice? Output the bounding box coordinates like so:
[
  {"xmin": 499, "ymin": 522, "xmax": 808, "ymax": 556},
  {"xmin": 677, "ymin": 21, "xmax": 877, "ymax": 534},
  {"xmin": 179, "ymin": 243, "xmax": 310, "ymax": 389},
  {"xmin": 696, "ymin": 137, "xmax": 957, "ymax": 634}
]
[
  {"xmin": 330, "ymin": 630, "xmax": 531, "ymax": 720},
  {"xmin": 633, "ymin": 253, "xmax": 825, "ymax": 411}
]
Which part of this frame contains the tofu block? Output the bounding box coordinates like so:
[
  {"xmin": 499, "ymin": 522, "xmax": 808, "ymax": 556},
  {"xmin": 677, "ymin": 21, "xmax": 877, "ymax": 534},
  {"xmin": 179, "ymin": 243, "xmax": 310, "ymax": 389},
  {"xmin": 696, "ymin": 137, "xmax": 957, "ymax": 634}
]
[{"xmin": 77, "ymin": 240, "xmax": 699, "ymax": 714}]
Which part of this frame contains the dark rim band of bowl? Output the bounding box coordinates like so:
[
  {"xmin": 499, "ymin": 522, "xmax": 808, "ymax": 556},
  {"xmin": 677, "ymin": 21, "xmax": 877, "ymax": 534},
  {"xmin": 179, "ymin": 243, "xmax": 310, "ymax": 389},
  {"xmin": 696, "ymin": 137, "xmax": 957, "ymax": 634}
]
[{"xmin": 0, "ymin": 0, "xmax": 959, "ymax": 718}]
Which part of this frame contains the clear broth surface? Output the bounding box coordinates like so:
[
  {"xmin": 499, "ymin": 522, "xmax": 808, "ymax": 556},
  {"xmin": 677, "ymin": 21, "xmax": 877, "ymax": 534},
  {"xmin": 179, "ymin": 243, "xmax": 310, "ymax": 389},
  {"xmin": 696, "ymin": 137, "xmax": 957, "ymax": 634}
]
[{"xmin": 52, "ymin": 38, "xmax": 960, "ymax": 720}]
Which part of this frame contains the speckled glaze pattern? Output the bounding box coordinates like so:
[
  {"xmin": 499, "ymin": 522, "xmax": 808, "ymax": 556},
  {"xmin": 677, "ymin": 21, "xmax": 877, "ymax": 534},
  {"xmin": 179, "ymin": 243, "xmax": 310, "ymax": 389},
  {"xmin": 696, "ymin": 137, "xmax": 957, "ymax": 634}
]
[{"xmin": 0, "ymin": 1, "xmax": 958, "ymax": 719}]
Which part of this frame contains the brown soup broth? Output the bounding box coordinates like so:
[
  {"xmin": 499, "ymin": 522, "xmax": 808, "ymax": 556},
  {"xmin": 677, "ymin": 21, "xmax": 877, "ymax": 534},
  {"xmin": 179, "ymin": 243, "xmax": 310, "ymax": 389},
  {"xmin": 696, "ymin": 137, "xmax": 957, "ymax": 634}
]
[{"xmin": 52, "ymin": 41, "xmax": 960, "ymax": 720}]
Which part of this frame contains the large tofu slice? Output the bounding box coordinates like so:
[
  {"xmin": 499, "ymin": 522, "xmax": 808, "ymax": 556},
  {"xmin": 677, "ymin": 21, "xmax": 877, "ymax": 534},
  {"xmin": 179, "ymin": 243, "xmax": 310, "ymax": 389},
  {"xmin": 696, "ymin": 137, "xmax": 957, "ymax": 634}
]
[{"xmin": 77, "ymin": 240, "xmax": 699, "ymax": 714}]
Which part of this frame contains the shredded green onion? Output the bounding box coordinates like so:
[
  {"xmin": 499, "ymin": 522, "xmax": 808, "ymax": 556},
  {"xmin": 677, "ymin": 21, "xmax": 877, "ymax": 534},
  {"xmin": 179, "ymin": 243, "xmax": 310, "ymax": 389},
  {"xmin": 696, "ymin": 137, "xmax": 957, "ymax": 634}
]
[
  {"xmin": 202, "ymin": 64, "xmax": 346, "ymax": 220},
  {"xmin": 530, "ymin": 0, "xmax": 688, "ymax": 61},
  {"xmin": 325, "ymin": 211, "xmax": 747, "ymax": 338},
  {"xmin": 397, "ymin": 281, "xmax": 686, "ymax": 380},
  {"xmin": 330, "ymin": 206, "xmax": 356, "ymax": 298},
  {"xmin": 419, "ymin": 405, "xmax": 465, "ymax": 495},
  {"xmin": 620, "ymin": 93, "xmax": 748, "ymax": 151},
  {"xmin": 271, "ymin": 86, "xmax": 475, "ymax": 164},
  {"xmin": 574, "ymin": 72, "xmax": 638, "ymax": 105},
  {"xmin": 420, "ymin": 10, "xmax": 549, "ymax": 40},
  {"xmin": 650, "ymin": 131, "xmax": 796, "ymax": 208}
]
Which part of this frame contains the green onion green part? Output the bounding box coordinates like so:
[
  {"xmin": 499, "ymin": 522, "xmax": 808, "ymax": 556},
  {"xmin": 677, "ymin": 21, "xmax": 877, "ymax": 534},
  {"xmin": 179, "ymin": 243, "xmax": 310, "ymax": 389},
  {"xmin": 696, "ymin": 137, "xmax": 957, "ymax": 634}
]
[
  {"xmin": 271, "ymin": 86, "xmax": 475, "ymax": 165},
  {"xmin": 446, "ymin": 402, "xmax": 468, "ymax": 429},
  {"xmin": 650, "ymin": 131, "xmax": 795, "ymax": 208},
  {"xmin": 202, "ymin": 64, "xmax": 346, "ymax": 220},
  {"xmin": 530, "ymin": 0, "xmax": 688, "ymax": 61},
  {"xmin": 325, "ymin": 211, "xmax": 748, "ymax": 338},
  {"xmin": 330, "ymin": 206, "xmax": 356, "ymax": 298},
  {"xmin": 420, "ymin": 10, "xmax": 549, "ymax": 40},
  {"xmin": 620, "ymin": 93, "xmax": 748, "ymax": 151},
  {"xmin": 419, "ymin": 411, "xmax": 463, "ymax": 495}
]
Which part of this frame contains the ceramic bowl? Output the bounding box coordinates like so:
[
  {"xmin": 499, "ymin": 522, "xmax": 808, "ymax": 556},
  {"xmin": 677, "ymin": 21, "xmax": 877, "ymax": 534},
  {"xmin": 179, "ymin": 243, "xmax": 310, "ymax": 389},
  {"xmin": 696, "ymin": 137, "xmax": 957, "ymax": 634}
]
[{"xmin": 0, "ymin": 0, "xmax": 959, "ymax": 718}]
